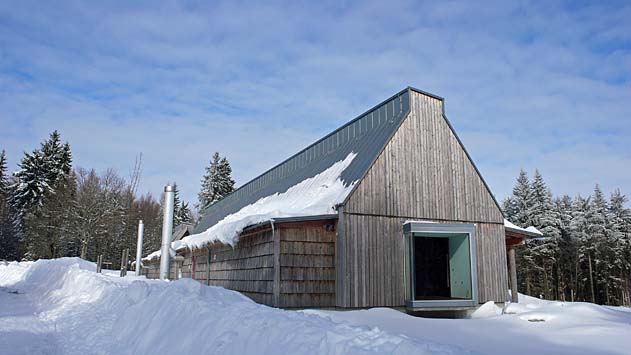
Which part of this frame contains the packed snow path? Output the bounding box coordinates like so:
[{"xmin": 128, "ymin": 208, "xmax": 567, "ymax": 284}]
[{"xmin": 1, "ymin": 259, "xmax": 630, "ymax": 355}]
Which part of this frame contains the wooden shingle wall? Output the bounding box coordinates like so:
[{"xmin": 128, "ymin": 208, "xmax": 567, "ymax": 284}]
[
  {"xmin": 143, "ymin": 221, "xmax": 337, "ymax": 308},
  {"xmin": 278, "ymin": 222, "xmax": 336, "ymax": 308},
  {"xmin": 339, "ymin": 90, "xmax": 507, "ymax": 307}
]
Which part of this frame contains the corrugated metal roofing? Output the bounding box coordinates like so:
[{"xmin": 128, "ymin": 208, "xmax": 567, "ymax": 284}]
[{"xmin": 194, "ymin": 88, "xmax": 412, "ymax": 234}]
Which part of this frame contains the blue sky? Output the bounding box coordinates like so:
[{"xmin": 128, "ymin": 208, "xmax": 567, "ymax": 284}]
[{"xmin": 1, "ymin": 1, "xmax": 630, "ymax": 207}]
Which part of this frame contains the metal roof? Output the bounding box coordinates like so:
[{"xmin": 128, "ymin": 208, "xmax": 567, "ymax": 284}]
[
  {"xmin": 194, "ymin": 88, "xmax": 412, "ymax": 234},
  {"xmin": 171, "ymin": 223, "xmax": 194, "ymax": 242}
]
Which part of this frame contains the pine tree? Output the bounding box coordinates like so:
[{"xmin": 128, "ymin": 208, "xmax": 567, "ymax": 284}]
[
  {"xmin": 608, "ymin": 189, "xmax": 631, "ymax": 305},
  {"xmin": 198, "ymin": 152, "xmax": 235, "ymax": 210},
  {"xmin": 505, "ymin": 169, "xmax": 537, "ymax": 296},
  {"xmin": 10, "ymin": 149, "xmax": 52, "ymax": 216},
  {"xmin": 0, "ymin": 150, "xmax": 20, "ymax": 259},
  {"xmin": 570, "ymin": 195, "xmax": 592, "ymax": 302},
  {"xmin": 588, "ymin": 185, "xmax": 610, "ymax": 304},
  {"xmin": 510, "ymin": 170, "xmax": 534, "ymax": 226},
  {"xmin": 555, "ymin": 195, "xmax": 576, "ymax": 301},
  {"xmin": 529, "ymin": 170, "xmax": 561, "ymax": 299},
  {"xmin": 502, "ymin": 196, "xmax": 517, "ymax": 222},
  {"xmin": 11, "ymin": 131, "xmax": 78, "ymax": 259},
  {"xmin": 172, "ymin": 183, "xmax": 192, "ymax": 227},
  {"xmin": 176, "ymin": 202, "xmax": 192, "ymax": 226}
]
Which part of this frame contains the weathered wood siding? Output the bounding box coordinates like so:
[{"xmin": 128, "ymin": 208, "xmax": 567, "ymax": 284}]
[
  {"xmin": 199, "ymin": 229, "xmax": 276, "ymax": 306},
  {"xmin": 345, "ymin": 90, "xmax": 503, "ymax": 223},
  {"xmin": 339, "ymin": 90, "xmax": 507, "ymax": 307},
  {"xmin": 143, "ymin": 258, "xmax": 182, "ymax": 280},
  {"xmin": 278, "ymin": 222, "xmax": 336, "ymax": 308},
  {"xmin": 144, "ymin": 221, "xmax": 337, "ymax": 308}
]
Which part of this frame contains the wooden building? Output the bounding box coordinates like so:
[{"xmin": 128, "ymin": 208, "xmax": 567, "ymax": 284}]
[{"xmin": 144, "ymin": 87, "xmax": 536, "ymax": 311}]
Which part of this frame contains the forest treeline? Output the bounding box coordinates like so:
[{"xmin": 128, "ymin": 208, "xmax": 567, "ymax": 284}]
[
  {"xmin": 0, "ymin": 131, "xmax": 235, "ymax": 268},
  {"xmin": 504, "ymin": 170, "xmax": 631, "ymax": 306}
]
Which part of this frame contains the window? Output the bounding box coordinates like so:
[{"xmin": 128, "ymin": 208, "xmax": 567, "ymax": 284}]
[{"xmin": 403, "ymin": 222, "xmax": 478, "ymax": 308}]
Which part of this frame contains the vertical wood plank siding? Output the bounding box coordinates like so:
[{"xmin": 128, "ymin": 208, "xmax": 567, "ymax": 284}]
[{"xmin": 339, "ymin": 90, "xmax": 507, "ymax": 307}]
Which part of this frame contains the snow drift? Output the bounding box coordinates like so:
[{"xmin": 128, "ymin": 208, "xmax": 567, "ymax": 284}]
[{"xmin": 0, "ymin": 258, "xmax": 452, "ymax": 355}]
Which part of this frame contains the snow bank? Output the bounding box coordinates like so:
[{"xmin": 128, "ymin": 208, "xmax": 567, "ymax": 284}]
[
  {"xmin": 183, "ymin": 152, "xmax": 358, "ymax": 248},
  {"xmin": 0, "ymin": 258, "xmax": 449, "ymax": 355},
  {"xmin": 310, "ymin": 295, "xmax": 631, "ymax": 355},
  {"xmin": 470, "ymin": 301, "xmax": 502, "ymax": 319}
]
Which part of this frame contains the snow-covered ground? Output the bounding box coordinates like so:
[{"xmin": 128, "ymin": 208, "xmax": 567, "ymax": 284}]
[{"xmin": 1, "ymin": 259, "xmax": 630, "ymax": 355}]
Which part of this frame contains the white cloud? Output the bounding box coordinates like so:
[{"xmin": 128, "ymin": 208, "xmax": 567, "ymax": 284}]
[{"xmin": 0, "ymin": 0, "xmax": 629, "ymax": 206}]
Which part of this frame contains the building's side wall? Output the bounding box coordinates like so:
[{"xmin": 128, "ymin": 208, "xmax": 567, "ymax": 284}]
[
  {"xmin": 143, "ymin": 258, "xmax": 180, "ymax": 280},
  {"xmin": 278, "ymin": 223, "xmax": 336, "ymax": 308},
  {"xmin": 143, "ymin": 221, "xmax": 337, "ymax": 308},
  {"xmin": 203, "ymin": 230, "xmax": 275, "ymax": 306},
  {"xmin": 143, "ymin": 262, "xmax": 160, "ymax": 279},
  {"xmin": 339, "ymin": 90, "xmax": 507, "ymax": 307}
]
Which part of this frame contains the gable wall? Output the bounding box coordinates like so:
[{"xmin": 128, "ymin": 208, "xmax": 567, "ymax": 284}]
[
  {"xmin": 345, "ymin": 90, "xmax": 503, "ymax": 223},
  {"xmin": 337, "ymin": 90, "xmax": 507, "ymax": 307}
]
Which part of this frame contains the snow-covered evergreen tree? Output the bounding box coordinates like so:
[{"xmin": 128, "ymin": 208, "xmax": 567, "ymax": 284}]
[
  {"xmin": 176, "ymin": 202, "xmax": 192, "ymax": 226},
  {"xmin": 0, "ymin": 150, "xmax": 20, "ymax": 260},
  {"xmin": 529, "ymin": 170, "xmax": 561, "ymax": 298},
  {"xmin": 607, "ymin": 189, "xmax": 631, "ymax": 304},
  {"xmin": 555, "ymin": 195, "xmax": 576, "ymax": 301},
  {"xmin": 570, "ymin": 195, "xmax": 592, "ymax": 302},
  {"xmin": 172, "ymin": 183, "xmax": 193, "ymax": 227},
  {"xmin": 587, "ymin": 185, "xmax": 615, "ymax": 304},
  {"xmin": 198, "ymin": 152, "xmax": 235, "ymax": 210},
  {"xmin": 504, "ymin": 170, "xmax": 539, "ymax": 296},
  {"xmin": 502, "ymin": 196, "xmax": 517, "ymax": 222},
  {"xmin": 509, "ymin": 169, "xmax": 534, "ymax": 226},
  {"xmin": 10, "ymin": 149, "xmax": 51, "ymax": 215},
  {"xmin": 11, "ymin": 131, "xmax": 78, "ymax": 259}
]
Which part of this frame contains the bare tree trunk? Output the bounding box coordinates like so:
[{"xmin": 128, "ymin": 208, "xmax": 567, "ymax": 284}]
[
  {"xmin": 80, "ymin": 240, "xmax": 87, "ymax": 260},
  {"xmin": 543, "ymin": 263, "xmax": 549, "ymax": 300},
  {"xmin": 526, "ymin": 266, "xmax": 532, "ymax": 296},
  {"xmin": 557, "ymin": 263, "xmax": 564, "ymax": 301},
  {"xmin": 588, "ymin": 253, "xmax": 595, "ymax": 304}
]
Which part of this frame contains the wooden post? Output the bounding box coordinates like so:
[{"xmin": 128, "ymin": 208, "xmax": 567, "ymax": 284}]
[
  {"xmin": 96, "ymin": 255, "xmax": 103, "ymax": 273},
  {"xmin": 272, "ymin": 222, "xmax": 280, "ymax": 307},
  {"xmin": 120, "ymin": 249, "xmax": 129, "ymax": 277},
  {"xmin": 80, "ymin": 240, "xmax": 87, "ymax": 260},
  {"xmin": 191, "ymin": 255, "xmax": 196, "ymax": 280},
  {"xmin": 172, "ymin": 256, "xmax": 184, "ymax": 280},
  {"xmin": 206, "ymin": 247, "xmax": 211, "ymax": 285},
  {"xmin": 508, "ymin": 247, "xmax": 519, "ymax": 303}
]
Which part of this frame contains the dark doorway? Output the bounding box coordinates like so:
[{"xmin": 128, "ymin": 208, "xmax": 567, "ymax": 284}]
[{"xmin": 413, "ymin": 237, "xmax": 450, "ymax": 300}]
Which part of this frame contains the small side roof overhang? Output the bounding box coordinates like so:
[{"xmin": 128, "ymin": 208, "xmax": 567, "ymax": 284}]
[{"xmin": 504, "ymin": 219, "xmax": 543, "ymax": 247}]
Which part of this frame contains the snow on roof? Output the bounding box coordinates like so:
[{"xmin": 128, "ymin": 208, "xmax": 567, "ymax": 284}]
[
  {"xmin": 144, "ymin": 152, "xmax": 358, "ymax": 259},
  {"xmin": 182, "ymin": 152, "xmax": 357, "ymax": 249},
  {"xmin": 142, "ymin": 240, "xmax": 187, "ymax": 262},
  {"xmin": 504, "ymin": 219, "xmax": 543, "ymax": 236}
]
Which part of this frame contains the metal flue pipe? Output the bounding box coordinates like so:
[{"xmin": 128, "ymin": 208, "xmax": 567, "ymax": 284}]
[
  {"xmin": 135, "ymin": 220, "xmax": 144, "ymax": 276},
  {"xmin": 159, "ymin": 185, "xmax": 175, "ymax": 280}
]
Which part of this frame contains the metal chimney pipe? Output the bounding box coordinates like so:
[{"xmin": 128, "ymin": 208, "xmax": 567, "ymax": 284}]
[
  {"xmin": 159, "ymin": 185, "xmax": 175, "ymax": 280},
  {"xmin": 135, "ymin": 220, "xmax": 144, "ymax": 276}
]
